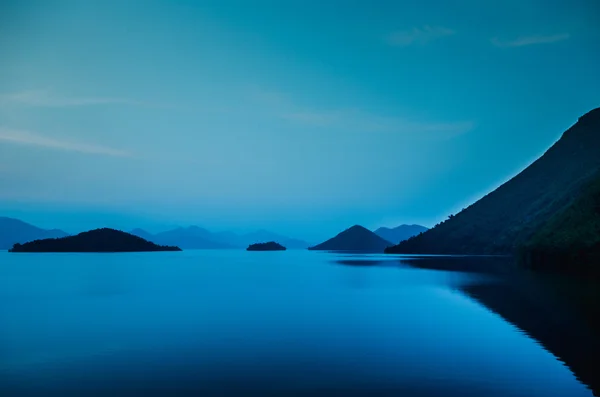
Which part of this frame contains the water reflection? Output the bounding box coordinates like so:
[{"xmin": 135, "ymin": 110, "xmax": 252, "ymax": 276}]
[
  {"xmin": 334, "ymin": 255, "xmax": 600, "ymax": 396},
  {"xmin": 460, "ymin": 276, "xmax": 600, "ymax": 397},
  {"xmin": 0, "ymin": 251, "xmax": 597, "ymax": 396},
  {"xmin": 334, "ymin": 259, "xmax": 387, "ymax": 266}
]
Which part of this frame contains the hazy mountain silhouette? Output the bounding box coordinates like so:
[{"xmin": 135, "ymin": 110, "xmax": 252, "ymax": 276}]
[
  {"xmin": 0, "ymin": 217, "xmax": 68, "ymax": 249},
  {"xmin": 309, "ymin": 225, "xmax": 393, "ymax": 252},
  {"xmin": 9, "ymin": 228, "xmax": 180, "ymax": 252},
  {"xmin": 278, "ymin": 238, "xmax": 311, "ymax": 250},
  {"xmin": 386, "ymin": 107, "xmax": 600, "ymax": 255},
  {"xmin": 246, "ymin": 241, "xmax": 286, "ymax": 251},
  {"xmin": 130, "ymin": 228, "xmax": 156, "ymax": 242},
  {"xmin": 130, "ymin": 226, "xmax": 310, "ymax": 250},
  {"xmin": 211, "ymin": 231, "xmax": 240, "ymax": 244},
  {"xmin": 151, "ymin": 226, "xmax": 235, "ymax": 249},
  {"xmin": 374, "ymin": 224, "xmax": 428, "ymax": 244}
]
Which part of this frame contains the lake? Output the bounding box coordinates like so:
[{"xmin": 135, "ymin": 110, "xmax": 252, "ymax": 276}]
[{"xmin": 0, "ymin": 250, "xmax": 597, "ymax": 396}]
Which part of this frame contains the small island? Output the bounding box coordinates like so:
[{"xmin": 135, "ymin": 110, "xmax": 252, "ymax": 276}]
[
  {"xmin": 246, "ymin": 241, "xmax": 286, "ymax": 251},
  {"xmin": 9, "ymin": 228, "xmax": 181, "ymax": 253}
]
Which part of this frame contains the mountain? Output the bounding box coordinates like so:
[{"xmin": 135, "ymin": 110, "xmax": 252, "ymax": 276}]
[
  {"xmin": 246, "ymin": 241, "xmax": 286, "ymax": 251},
  {"xmin": 130, "ymin": 228, "xmax": 156, "ymax": 242},
  {"xmin": 152, "ymin": 226, "xmax": 234, "ymax": 249},
  {"xmin": 9, "ymin": 228, "xmax": 181, "ymax": 253},
  {"xmin": 0, "ymin": 217, "xmax": 68, "ymax": 249},
  {"xmin": 309, "ymin": 225, "xmax": 393, "ymax": 252},
  {"xmin": 212, "ymin": 231, "xmax": 241, "ymax": 244},
  {"xmin": 374, "ymin": 224, "xmax": 428, "ymax": 244},
  {"xmin": 519, "ymin": 170, "xmax": 600, "ymax": 276},
  {"xmin": 386, "ymin": 107, "xmax": 600, "ymax": 255}
]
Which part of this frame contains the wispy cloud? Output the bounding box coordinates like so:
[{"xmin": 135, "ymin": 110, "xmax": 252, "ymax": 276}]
[
  {"xmin": 0, "ymin": 90, "xmax": 168, "ymax": 108},
  {"xmin": 280, "ymin": 111, "xmax": 344, "ymax": 127},
  {"xmin": 283, "ymin": 110, "xmax": 473, "ymax": 138},
  {"xmin": 386, "ymin": 25, "xmax": 456, "ymax": 47},
  {"xmin": 0, "ymin": 127, "xmax": 131, "ymax": 157},
  {"xmin": 248, "ymin": 87, "xmax": 474, "ymax": 139},
  {"xmin": 491, "ymin": 33, "xmax": 570, "ymax": 47}
]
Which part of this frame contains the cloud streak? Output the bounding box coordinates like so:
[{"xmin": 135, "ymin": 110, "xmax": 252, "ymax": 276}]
[
  {"xmin": 491, "ymin": 33, "xmax": 570, "ymax": 47},
  {"xmin": 249, "ymin": 87, "xmax": 474, "ymax": 139},
  {"xmin": 280, "ymin": 111, "xmax": 344, "ymax": 127},
  {"xmin": 0, "ymin": 90, "xmax": 169, "ymax": 108},
  {"xmin": 282, "ymin": 110, "xmax": 474, "ymax": 138},
  {"xmin": 0, "ymin": 127, "xmax": 131, "ymax": 157},
  {"xmin": 386, "ymin": 25, "xmax": 455, "ymax": 47}
]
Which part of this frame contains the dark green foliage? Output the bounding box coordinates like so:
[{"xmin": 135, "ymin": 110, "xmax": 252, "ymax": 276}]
[
  {"xmin": 519, "ymin": 172, "xmax": 600, "ymax": 277},
  {"xmin": 9, "ymin": 228, "xmax": 181, "ymax": 253},
  {"xmin": 246, "ymin": 241, "xmax": 286, "ymax": 251},
  {"xmin": 386, "ymin": 108, "xmax": 600, "ymax": 255}
]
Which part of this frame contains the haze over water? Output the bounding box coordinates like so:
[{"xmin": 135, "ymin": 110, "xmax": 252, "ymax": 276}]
[{"xmin": 0, "ymin": 251, "xmax": 593, "ymax": 396}]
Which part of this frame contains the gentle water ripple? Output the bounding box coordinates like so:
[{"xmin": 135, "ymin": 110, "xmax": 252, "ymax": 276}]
[{"xmin": 0, "ymin": 250, "xmax": 595, "ymax": 396}]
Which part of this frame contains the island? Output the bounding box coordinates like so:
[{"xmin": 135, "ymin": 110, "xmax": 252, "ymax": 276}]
[
  {"xmin": 8, "ymin": 228, "xmax": 181, "ymax": 253},
  {"xmin": 246, "ymin": 241, "xmax": 286, "ymax": 251}
]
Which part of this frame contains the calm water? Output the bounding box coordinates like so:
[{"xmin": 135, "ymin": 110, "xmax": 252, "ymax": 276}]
[{"xmin": 0, "ymin": 250, "xmax": 595, "ymax": 396}]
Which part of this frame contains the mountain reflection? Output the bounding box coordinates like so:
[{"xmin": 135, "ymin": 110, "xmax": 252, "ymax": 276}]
[{"xmin": 334, "ymin": 255, "xmax": 600, "ymax": 396}]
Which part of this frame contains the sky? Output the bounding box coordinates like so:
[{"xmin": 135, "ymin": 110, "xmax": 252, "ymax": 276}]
[{"xmin": 0, "ymin": 0, "xmax": 599, "ymax": 241}]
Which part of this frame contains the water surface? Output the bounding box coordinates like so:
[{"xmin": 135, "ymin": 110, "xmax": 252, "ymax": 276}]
[{"xmin": 0, "ymin": 250, "xmax": 595, "ymax": 396}]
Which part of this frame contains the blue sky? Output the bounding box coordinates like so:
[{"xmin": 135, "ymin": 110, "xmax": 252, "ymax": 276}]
[{"xmin": 1, "ymin": 0, "xmax": 599, "ymax": 241}]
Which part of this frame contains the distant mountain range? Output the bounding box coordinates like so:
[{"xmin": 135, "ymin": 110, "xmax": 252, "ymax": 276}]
[
  {"xmin": 309, "ymin": 225, "xmax": 393, "ymax": 252},
  {"xmin": 134, "ymin": 226, "xmax": 235, "ymax": 249},
  {"xmin": 130, "ymin": 228, "xmax": 156, "ymax": 242},
  {"xmin": 130, "ymin": 227, "xmax": 311, "ymax": 250},
  {"xmin": 0, "ymin": 217, "xmax": 311, "ymax": 251},
  {"xmin": 0, "ymin": 217, "xmax": 423, "ymax": 253},
  {"xmin": 0, "ymin": 217, "xmax": 68, "ymax": 249},
  {"xmin": 386, "ymin": 107, "xmax": 600, "ymax": 256},
  {"xmin": 374, "ymin": 224, "xmax": 428, "ymax": 244}
]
